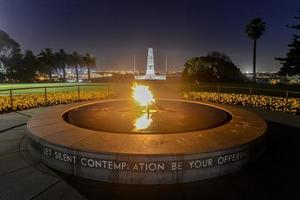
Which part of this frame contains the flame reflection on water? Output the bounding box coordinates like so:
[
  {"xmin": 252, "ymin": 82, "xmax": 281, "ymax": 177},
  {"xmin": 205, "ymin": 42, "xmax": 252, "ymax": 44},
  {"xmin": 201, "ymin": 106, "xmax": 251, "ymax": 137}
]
[{"xmin": 134, "ymin": 114, "xmax": 153, "ymax": 130}]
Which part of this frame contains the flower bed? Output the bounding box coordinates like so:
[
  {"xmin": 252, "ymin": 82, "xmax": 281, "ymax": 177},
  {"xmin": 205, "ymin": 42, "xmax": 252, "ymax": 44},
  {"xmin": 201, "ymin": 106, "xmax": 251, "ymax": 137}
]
[
  {"xmin": 0, "ymin": 91, "xmax": 114, "ymax": 113},
  {"xmin": 183, "ymin": 92, "xmax": 300, "ymax": 115}
]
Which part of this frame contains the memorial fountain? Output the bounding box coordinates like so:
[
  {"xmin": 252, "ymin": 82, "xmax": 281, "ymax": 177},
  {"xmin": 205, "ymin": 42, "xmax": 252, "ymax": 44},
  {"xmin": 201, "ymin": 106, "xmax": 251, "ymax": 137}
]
[{"xmin": 26, "ymin": 84, "xmax": 267, "ymax": 184}]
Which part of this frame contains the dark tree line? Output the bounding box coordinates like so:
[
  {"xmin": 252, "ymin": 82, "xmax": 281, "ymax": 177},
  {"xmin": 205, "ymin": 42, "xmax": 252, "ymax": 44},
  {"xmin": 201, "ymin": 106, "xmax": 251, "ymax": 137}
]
[
  {"xmin": 276, "ymin": 11, "xmax": 300, "ymax": 76},
  {"xmin": 182, "ymin": 51, "xmax": 245, "ymax": 83},
  {"xmin": 0, "ymin": 29, "xmax": 96, "ymax": 83}
]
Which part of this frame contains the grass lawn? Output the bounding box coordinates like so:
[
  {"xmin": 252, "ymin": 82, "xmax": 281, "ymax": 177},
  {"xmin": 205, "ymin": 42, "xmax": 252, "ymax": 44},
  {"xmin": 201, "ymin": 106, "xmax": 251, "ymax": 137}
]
[
  {"xmin": 0, "ymin": 83, "xmax": 119, "ymax": 95},
  {"xmin": 185, "ymin": 82, "xmax": 300, "ymax": 91},
  {"xmin": 183, "ymin": 82, "xmax": 300, "ymax": 98},
  {"xmin": 1, "ymin": 82, "xmax": 300, "ymax": 98}
]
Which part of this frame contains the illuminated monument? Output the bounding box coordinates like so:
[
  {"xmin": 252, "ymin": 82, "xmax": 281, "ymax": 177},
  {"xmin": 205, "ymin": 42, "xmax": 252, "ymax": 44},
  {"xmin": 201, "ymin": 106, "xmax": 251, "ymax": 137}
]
[{"xmin": 135, "ymin": 48, "xmax": 166, "ymax": 80}]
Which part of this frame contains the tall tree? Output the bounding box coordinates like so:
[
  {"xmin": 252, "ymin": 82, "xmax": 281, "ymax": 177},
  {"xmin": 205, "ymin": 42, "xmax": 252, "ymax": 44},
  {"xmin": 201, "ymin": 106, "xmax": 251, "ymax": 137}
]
[
  {"xmin": 15, "ymin": 50, "xmax": 38, "ymax": 82},
  {"xmin": 83, "ymin": 53, "xmax": 96, "ymax": 81},
  {"xmin": 207, "ymin": 51, "xmax": 232, "ymax": 63},
  {"xmin": 38, "ymin": 48, "xmax": 55, "ymax": 82},
  {"xmin": 275, "ymin": 11, "xmax": 300, "ymax": 76},
  {"xmin": 71, "ymin": 51, "xmax": 82, "ymax": 83},
  {"xmin": 0, "ymin": 29, "xmax": 20, "ymax": 81},
  {"xmin": 1, "ymin": 48, "xmax": 23, "ymax": 81},
  {"xmin": 245, "ymin": 17, "xmax": 266, "ymax": 83},
  {"xmin": 182, "ymin": 52, "xmax": 244, "ymax": 83},
  {"xmin": 0, "ymin": 29, "xmax": 20, "ymax": 57},
  {"xmin": 55, "ymin": 49, "xmax": 69, "ymax": 81}
]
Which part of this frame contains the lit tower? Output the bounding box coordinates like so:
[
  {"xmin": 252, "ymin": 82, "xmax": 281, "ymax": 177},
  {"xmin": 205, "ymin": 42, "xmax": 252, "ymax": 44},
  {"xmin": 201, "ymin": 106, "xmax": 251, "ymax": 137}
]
[
  {"xmin": 146, "ymin": 48, "xmax": 155, "ymax": 76},
  {"xmin": 135, "ymin": 48, "xmax": 166, "ymax": 80}
]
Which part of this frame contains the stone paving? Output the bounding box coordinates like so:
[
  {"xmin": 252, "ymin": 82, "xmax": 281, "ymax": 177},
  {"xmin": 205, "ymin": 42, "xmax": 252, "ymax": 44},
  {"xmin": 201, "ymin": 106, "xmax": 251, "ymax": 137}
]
[{"xmin": 0, "ymin": 109, "xmax": 86, "ymax": 200}]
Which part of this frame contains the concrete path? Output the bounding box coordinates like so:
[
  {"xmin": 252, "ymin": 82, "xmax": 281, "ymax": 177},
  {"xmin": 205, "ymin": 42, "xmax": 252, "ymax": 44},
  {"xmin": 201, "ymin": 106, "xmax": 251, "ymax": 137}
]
[
  {"xmin": 239, "ymin": 106, "xmax": 300, "ymax": 128},
  {"xmin": 0, "ymin": 109, "xmax": 86, "ymax": 200}
]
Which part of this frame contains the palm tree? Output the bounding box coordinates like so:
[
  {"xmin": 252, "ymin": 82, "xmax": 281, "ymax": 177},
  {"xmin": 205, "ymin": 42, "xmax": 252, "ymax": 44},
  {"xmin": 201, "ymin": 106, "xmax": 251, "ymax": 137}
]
[
  {"xmin": 83, "ymin": 53, "xmax": 96, "ymax": 81},
  {"xmin": 38, "ymin": 48, "xmax": 55, "ymax": 82},
  {"xmin": 246, "ymin": 17, "xmax": 266, "ymax": 83},
  {"xmin": 55, "ymin": 49, "xmax": 68, "ymax": 81},
  {"xmin": 71, "ymin": 51, "xmax": 82, "ymax": 83}
]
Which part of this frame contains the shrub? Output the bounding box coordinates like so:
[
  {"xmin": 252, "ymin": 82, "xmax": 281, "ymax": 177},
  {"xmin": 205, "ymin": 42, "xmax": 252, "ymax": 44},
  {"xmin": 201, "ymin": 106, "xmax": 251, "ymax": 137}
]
[
  {"xmin": 183, "ymin": 92, "xmax": 300, "ymax": 115},
  {"xmin": 0, "ymin": 91, "xmax": 114, "ymax": 113}
]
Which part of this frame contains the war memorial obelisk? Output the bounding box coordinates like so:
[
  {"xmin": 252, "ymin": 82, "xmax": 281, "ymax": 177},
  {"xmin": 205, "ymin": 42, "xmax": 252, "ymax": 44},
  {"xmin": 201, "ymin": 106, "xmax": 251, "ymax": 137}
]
[{"xmin": 135, "ymin": 48, "xmax": 166, "ymax": 80}]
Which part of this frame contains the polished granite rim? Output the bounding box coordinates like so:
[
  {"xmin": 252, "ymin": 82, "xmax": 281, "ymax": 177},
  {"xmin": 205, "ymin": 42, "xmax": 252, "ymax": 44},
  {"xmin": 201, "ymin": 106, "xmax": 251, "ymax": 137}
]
[
  {"xmin": 26, "ymin": 99, "xmax": 267, "ymax": 156},
  {"xmin": 26, "ymin": 99, "xmax": 267, "ymax": 184}
]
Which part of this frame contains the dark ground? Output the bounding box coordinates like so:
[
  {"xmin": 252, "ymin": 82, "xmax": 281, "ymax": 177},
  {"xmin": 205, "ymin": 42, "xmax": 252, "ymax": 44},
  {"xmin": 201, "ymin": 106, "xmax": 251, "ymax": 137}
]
[{"xmin": 57, "ymin": 121, "xmax": 300, "ymax": 200}]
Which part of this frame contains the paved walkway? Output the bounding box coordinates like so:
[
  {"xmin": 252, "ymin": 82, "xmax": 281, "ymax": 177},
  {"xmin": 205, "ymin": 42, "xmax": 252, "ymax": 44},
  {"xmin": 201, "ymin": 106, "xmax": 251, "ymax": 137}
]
[
  {"xmin": 239, "ymin": 106, "xmax": 300, "ymax": 128},
  {"xmin": 0, "ymin": 107, "xmax": 86, "ymax": 200},
  {"xmin": 0, "ymin": 84, "xmax": 299, "ymax": 200}
]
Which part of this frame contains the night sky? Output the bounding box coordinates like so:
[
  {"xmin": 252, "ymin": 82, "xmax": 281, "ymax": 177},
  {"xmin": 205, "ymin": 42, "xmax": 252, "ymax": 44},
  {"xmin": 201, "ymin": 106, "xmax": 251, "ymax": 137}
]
[{"xmin": 0, "ymin": 0, "xmax": 299, "ymax": 72}]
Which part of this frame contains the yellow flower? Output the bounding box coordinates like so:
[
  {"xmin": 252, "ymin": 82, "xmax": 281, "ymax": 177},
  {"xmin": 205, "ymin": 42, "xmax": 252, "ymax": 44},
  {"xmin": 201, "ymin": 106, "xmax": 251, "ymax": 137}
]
[
  {"xmin": 0, "ymin": 91, "xmax": 114, "ymax": 113},
  {"xmin": 183, "ymin": 91, "xmax": 299, "ymax": 115}
]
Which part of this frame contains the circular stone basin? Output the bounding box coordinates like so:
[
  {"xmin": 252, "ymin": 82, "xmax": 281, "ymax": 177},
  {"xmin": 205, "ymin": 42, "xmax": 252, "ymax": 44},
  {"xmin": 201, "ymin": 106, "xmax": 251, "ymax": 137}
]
[
  {"xmin": 63, "ymin": 100, "xmax": 232, "ymax": 133},
  {"xmin": 26, "ymin": 99, "xmax": 267, "ymax": 184}
]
